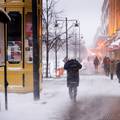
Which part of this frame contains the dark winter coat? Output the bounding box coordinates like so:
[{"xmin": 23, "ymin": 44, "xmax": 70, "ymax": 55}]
[
  {"xmin": 93, "ymin": 57, "xmax": 100, "ymax": 66},
  {"xmin": 110, "ymin": 60, "xmax": 116, "ymax": 74},
  {"xmin": 64, "ymin": 59, "xmax": 82, "ymax": 87},
  {"xmin": 103, "ymin": 57, "xmax": 110, "ymax": 70},
  {"xmin": 64, "ymin": 59, "xmax": 82, "ymax": 70},
  {"xmin": 116, "ymin": 62, "xmax": 120, "ymax": 80}
]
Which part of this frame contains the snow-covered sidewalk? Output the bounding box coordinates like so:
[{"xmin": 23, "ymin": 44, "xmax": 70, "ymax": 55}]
[{"xmin": 0, "ymin": 75, "xmax": 120, "ymax": 120}]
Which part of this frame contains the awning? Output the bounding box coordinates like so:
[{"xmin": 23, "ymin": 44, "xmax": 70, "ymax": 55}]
[
  {"xmin": 0, "ymin": 8, "xmax": 11, "ymax": 23},
  {"xmin": 108, "ymin": 45, "xmax": 120, "ymax": 52},
  {"xmin": 111, "ymin": 39, "xmax": 120, "ymax": 46},
  {"xmin": 108, "ymin": 39, "xmax": 120, "ymax": 51}
]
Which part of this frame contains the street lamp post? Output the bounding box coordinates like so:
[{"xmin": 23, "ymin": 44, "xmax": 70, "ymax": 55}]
[
  {"xmin": 78, "ymin": 21, "xmax": 81, "ymax": 60},
  {"xmin": 32, "ymin": 0, "xmax": 40, "ymax": 100},
  {"xmin": 54, "ymin": 29, "xmax": 58, "ymax": 73},
  {"xmin": 73, "ymin": 21, "xmax": 81, "ymax": 60},
  {"xmin": 55, "ymin": 18, "xmax": 79, "ymax": 61},
  {"xmin": 0, "ymin": 9, "xmax": 11, "ymax": 110},
  {"xmin": 65, "ymin": 17, "xmax": 68, "ymax": 60},
  {"xmin": 46, "ymin": 0, "xmax": 49, "ymax": 78}
]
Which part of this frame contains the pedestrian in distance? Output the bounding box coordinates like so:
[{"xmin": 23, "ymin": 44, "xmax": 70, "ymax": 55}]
[
  {"xmin": 116, "ymin": 60, "xmax": 120, "ymax": 83},
  {"xmin": 110, "ymin": 59, "xmax": 116, "ymax": 80},
  {"xmin": 93, "ymin": 56, "xmax": 100, "ymax": 73},
  {"xmin": 103, "ymin": 56, "xmax": 110, "ymax": 76}
]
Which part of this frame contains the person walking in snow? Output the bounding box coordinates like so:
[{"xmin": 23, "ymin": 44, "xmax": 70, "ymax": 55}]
[
  {"xmin": 64, "ymin": 59, "xmax": 82, "ymax": 101},
  {"xmin": 64, "ymin": 59, "xmax": 82, "ymax": 87},
  {"xmin": 116, "ymin": 60, "xmax": 120, "ymax": 83},
  {"xmin": 110, "ymin": 59, "xmax": 116, "ymax": 80},
  {"xmin": 93, "ymin": 56, "xmax": 100, "ymax": 73},
  {"xmin": 103, "ymin": 56, "xmax": 110, "ymax": 76}
]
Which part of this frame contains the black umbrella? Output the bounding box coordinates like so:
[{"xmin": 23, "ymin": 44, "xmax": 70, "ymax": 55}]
[
  {"xmin": 64, "ymin": 59, "xmax": 82, "ymax": 70},
  {"xmin": 0, "ymin": 8, "xmax": 11, "ymax": 23}
]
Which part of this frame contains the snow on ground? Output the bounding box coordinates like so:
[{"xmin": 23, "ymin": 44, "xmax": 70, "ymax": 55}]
[{"xmin": 0, "ymin": 75, "xmax": 120, "ymax": 120}]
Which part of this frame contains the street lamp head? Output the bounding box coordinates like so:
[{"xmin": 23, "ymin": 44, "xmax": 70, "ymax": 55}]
[
  {"xmin": 55, "ymin": 20, "xmax": 58, "ymax": 27},
  {"xmin": 81, "ymin": 35, "xmax": 83, "ymax": 39},
  {"xmin": 75, "ymin": 21, "xmax": 79, "ymax": 27}
]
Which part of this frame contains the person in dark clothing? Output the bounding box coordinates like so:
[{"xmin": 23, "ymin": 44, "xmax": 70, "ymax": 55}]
[
  {"xmin": 64, "ymin": 59, "xmax": 82, "ymax": 87},
  {"xmin": 110, "ymin": 59, "xmax": 116, "ymax": 80},
  {"xmin": 64, "ymin": 59, "xmax": 82, "ymax": 101},
  {"xmin": 103, "ymin": 56, "xmax": 110, "ymax": 76},
  {"xmin": 93, "ymin": 56, "xmax": 100, "ymax": 73},
  {"xmin": 116, "ymin": 60, "xmax": 120, "ymax": 83}
]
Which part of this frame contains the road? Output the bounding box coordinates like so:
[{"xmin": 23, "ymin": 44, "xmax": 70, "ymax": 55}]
[
  {"xmin": 1, "ymin": 74, "xmax": 120, "ymax": 120},
  {"xmin": 61, "ymin": 96, "xmax": 120, "ymax": 120},
  {"xmin": 47, "ymin": 75, "xmax": 120, "ymax": 120}
]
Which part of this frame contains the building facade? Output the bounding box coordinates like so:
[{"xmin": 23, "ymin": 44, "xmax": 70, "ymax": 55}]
[
  {"xmin": 101, "ymin": 0, "xmax": 120, "ymax": 59},
  {"xmin": 0, "ymin": 0, "xmax": 42, "ymax": 92},
  {"xmin": 101, "ymin": 0, "xmax": 109, "ymax": 36}
]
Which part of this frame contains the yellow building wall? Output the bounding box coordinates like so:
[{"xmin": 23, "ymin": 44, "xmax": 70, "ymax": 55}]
[
  {"xmin": 0, "ymin": 0, "xmax": 42, "ymax": 92},
  {"xmin": 108, "ymin": 0, "xmax": 120, "ymax": 36}
]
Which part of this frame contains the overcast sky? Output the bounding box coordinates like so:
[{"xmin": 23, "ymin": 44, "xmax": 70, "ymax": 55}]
[{"xmin": 57, "ymin": 0, "xmax": 104, "ymax": 47}]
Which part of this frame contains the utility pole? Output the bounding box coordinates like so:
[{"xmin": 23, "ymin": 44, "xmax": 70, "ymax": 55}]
[
  {"xmin": 78, "ymin": 22, "xmax": 81, "ymax": 61},
  {"xmin": 74, "ymin": 32, "xmax": 77, "ymax": 58},
  {"xmin": 4, "ymin": 23, "xmax": 8, "ymax": 110},
  {"xmin": 32, "ymin": 0, "xmax": 40, "ymax": 100},
  {"xmin": 2, "ymin": 8, "xmax": 11, "ymax": 110},
  {"xmin": 55, "ymin": 18, "xmax": 79, "ymax": 61},
  {"xmin": 55, "ymin": 30, "xmax": 57, "ymax": 74},
  {"xmin": 46, "ymin": 0, "xmax": 49, "ymax": 77},
  {"xmin": 65, "ymin": 17, "xmax": 68, "ymax": 60}
]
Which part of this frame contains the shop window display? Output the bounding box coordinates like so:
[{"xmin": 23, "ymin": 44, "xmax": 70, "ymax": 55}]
[
  {"xmin": 25, "ymin": 12, "xmax": 33, "ymax": 63},
  {"xmin": 7, "ymin": 12, "xmax": 22, "ymax": 64}
]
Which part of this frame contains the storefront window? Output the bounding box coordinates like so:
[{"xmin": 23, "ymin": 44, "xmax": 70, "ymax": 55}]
[
  {"xmin": 25, "ymin": 12, "xmax": 33, "ymax": 63},
  {"xmin": 7, "ymin": 12, "xmax": 22, "ymax": 64}
]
